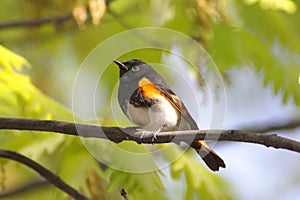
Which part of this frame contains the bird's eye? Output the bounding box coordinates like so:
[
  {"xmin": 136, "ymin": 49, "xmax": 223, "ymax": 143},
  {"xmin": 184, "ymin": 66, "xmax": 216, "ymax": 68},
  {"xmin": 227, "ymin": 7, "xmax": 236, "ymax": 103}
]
[{"xmin": 132, "ymin": 66, "xmax": 139, "ymax": 71}]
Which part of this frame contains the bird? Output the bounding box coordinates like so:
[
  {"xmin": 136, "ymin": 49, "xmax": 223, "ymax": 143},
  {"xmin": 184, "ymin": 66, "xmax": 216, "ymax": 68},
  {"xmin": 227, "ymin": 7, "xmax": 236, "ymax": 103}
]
[{"xmin": 113, "ymin": 59, "xmax": 225, "ymax": 171}]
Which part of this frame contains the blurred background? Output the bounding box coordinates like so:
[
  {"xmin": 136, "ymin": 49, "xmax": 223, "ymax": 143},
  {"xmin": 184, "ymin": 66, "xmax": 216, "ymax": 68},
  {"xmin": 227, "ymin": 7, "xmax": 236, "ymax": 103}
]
[{"xmin": 0, "ymin": 0, "xmax": 300, "ymax": 199}]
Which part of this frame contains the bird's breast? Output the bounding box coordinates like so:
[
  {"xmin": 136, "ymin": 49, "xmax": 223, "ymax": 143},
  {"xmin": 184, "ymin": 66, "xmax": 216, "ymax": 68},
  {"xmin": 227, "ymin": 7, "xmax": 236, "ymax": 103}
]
[{"xmin": 127, "ymin": 95, "xmax": 180, "ymax": 131}]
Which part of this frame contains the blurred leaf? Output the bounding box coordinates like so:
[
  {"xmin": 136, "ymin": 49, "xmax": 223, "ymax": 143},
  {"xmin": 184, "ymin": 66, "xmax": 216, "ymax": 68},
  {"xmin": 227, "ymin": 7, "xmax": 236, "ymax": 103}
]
[
  {"xmin": 0, "ymin": 46, "xmax": 79, "ymax": 199},
  {"xmin": 243, "ymin": 0, "xmax": 297, "ymax": 15},
  {"xmin": 73, "ymin": 2, "xmax": 88, "ymax": 30},
  {"xmin": 106, "ymin": 169, "xmax": 166, "ymax": 200},
  {"xmin": 89, "ymin": 0, "xmax": 106, "ymax": 25},
  {"xmin": 0, "ymin": 45, "xmax": 31, "ymax": 71},
  {"xmin": 236, "ymin": 1, "xmax": 300, "ymax": 105},
  {"xmin": 212, "ymin": 10, "xmax": 300, "ymax": 106},
  {"xmin": 234, "ymin": 0, "xmax": 300, "ymax": 54},
  {"xmin": 82, "ymin": 139, "xmax": 166, "ymax": 199},
  {"xmin": 162, "ymin": 145, "xmax": 233, "ymax": 200}
]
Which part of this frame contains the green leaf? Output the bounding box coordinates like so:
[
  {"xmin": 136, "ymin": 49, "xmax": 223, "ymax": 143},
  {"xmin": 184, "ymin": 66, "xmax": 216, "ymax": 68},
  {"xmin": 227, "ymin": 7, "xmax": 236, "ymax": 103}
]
[
  {"xmin": 106, "ymin": 169, "xmax": 166, "ymax": 199},
  {"xmin": 162, "ymin": 145, "xmax": 233, "ymax": 200},
  {"xmin": 212, "ymin": 24, "xmax": 300, "ymax": 106},
  {"xmin": 232, "ymin": 1, "xmax": 300, "ymax": 53},
  {"xmin": 0, "ymin": 47, "xmax": 83, "ymax": 198},
  {"xmin": 0, "ymin": 45, "xmax": 31, "ymax": 71},
  {"xmin": 83, "ymin": 139, "xmax": 166, "ymax": 198}
]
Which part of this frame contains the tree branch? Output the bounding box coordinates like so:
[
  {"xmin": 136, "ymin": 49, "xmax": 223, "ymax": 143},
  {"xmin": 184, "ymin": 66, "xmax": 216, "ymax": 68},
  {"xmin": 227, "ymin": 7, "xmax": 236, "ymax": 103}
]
[
  {"xmin": 0, "ymin": 117, "xmax": 300, "ymax": 154},
  {"xmin": 0, "ymin": 148, "xmax": 90, "ymax": 200},
  {"xmin": 0, "ymin": 13, "xmax": 74, "ymax": 29},
  {"xmin": 0, "ymin": 0, "xmax": 115, "ymax": 30}
]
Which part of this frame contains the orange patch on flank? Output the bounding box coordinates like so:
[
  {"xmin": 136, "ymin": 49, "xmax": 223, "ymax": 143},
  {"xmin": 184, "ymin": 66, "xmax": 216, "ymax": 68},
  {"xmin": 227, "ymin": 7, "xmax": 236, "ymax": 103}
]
[
  {"xmin": 138, "ymin": 77, "xmax": 161, "ymax": 99},
  {"xmin": 138, "ymin": 77, "xmax": 183, "ymax": 115}
]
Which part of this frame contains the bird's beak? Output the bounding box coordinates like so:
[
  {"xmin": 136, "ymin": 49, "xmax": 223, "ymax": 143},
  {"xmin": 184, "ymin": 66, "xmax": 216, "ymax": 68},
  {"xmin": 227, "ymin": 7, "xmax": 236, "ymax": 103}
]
[{"xmin": 113, "ymin": 60, "xmax": 128, "ymax": 71}]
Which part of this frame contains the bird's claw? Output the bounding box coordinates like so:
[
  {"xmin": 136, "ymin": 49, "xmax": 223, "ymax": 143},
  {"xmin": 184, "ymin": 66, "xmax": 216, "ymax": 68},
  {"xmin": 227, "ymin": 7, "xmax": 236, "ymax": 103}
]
[
  {"xmin": 151, "ymin": 134, "xmax": 157, "ymax": 143},
  {"xmin": 135, "ymin": 129, "xmax": 160, "ymax": 144}
]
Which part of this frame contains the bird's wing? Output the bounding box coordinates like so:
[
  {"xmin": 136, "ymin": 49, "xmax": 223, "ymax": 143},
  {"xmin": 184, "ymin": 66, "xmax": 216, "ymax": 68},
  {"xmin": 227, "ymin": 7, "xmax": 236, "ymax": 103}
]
[
  {"xmin": 154, "ymin": 84, "xmax": 199, "ymax": 130},
  {"xmin": 138, "ymin": 77, "xmax": 199, "ymax": 130}
]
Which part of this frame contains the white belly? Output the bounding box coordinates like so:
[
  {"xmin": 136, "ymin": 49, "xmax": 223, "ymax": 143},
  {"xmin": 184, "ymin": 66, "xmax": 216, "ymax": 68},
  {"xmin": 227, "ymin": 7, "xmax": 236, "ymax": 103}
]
[{"xmin": 127, "ymin": 96, "xmax": 179, "ymax": 131}]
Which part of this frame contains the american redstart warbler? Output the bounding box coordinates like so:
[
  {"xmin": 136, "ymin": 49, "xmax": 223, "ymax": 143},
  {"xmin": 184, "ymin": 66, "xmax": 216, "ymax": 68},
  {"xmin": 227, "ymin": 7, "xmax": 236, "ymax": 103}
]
[{"xmin": 114, "ymin": 59, "xmax": 225, "ymax": 171}]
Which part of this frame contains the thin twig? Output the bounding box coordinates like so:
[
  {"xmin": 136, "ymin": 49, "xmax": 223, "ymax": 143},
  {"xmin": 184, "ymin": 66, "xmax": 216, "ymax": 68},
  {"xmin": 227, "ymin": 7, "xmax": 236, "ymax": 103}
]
[
  {"xmin": 0, "ymin": 0, "xmax": 115, "ymax": 30},
  {"xmin": 0, "ymin": 13, "xmax": 74, "ymax": 29},
  {"xmin": 0, "ymin": 117, "xmax": 300, "ymax": 154},
  {"xmin": 0, "ymin": 149, "xmax": 90, "ymax": 200}
]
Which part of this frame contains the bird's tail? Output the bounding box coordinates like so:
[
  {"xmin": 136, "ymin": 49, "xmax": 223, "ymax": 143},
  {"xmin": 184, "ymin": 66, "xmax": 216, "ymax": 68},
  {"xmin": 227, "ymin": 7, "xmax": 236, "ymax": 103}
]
[{"xmin": 192, "ymin": 140, "xmax": 226, "ymax": 171}]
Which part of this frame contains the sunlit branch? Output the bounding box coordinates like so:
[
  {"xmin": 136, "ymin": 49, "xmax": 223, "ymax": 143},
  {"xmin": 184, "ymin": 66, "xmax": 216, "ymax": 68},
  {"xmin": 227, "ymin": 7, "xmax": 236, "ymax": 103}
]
[{"xmin": 0, "ymin": 117, "xmax": 300, "ymax": 154}]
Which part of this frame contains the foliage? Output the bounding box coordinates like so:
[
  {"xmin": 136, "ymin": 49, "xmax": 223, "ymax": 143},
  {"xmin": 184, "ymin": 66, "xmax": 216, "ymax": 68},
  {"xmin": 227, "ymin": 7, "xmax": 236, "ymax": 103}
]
[
  {"xmin": 0, "ymin": 45, "xmax": 231, "ymax": 199},
  {"xmin": 0, "ymin": 45, "xmax": 83, "ymax": 199},
  {"xmin": 212, "ymin": 0, "xmax": 300, "ymax": 105},
  {"xmin": 162, "ymin": 145, "xmax": 232, "ymax": 200},
  {"xmin": 0, "ymin": 0, "xmax": 299, "ymax": 199}
]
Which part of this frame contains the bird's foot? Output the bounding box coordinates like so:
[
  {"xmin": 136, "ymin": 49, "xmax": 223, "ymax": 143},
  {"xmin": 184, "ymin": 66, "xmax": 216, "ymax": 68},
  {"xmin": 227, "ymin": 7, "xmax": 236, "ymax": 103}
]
[
  {"xmin": 135, "ymin": 129, "xmax": 161, "ymax": 143},
  {"xmin": 151, "ymin": 129, "xmax": 161, "ymax": 143},
  {"xmin": 135, "ymin": 130, "xmax": 153, "ymax": 139}
]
